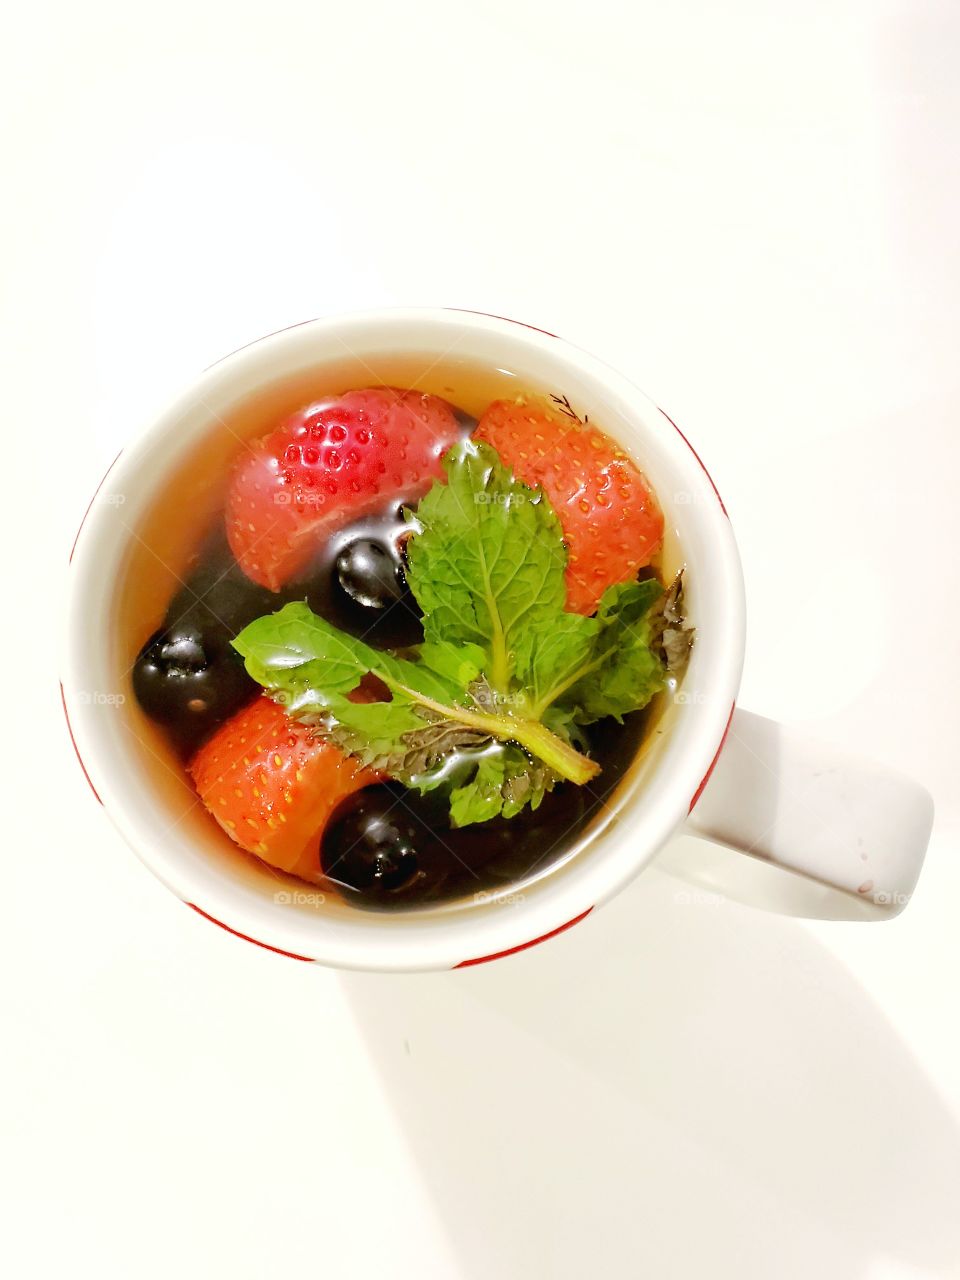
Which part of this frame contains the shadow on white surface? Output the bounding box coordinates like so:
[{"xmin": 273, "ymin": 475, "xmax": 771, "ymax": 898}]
[{"xmin": 342, "ymin": 848, "xmax": 960, "ymax": 1279}]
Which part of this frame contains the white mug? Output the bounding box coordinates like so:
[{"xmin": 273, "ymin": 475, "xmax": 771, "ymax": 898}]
[{"xmin": 62, "ymin": 309, "xmax": 934, "ymax": 970}]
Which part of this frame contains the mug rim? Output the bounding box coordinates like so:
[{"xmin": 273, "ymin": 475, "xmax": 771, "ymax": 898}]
[{"xmin": 63, "ymin": 308, "xmax": 745, "ymax": 970}]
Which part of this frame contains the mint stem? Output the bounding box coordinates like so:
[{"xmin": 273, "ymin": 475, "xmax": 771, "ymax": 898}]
[{"xmin": 394, "ymin": 683, "xmax": 599, "ymax": 785}]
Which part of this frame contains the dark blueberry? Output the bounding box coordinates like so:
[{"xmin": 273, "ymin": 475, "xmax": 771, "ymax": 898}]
[
  {"xmin": 133, "ymin": 621, "xmax": 255, "ymax": 755},
  {"xmin": 321, "ymin": 786, "xmax": 447, "ymax": 901},
  {"xmin": 285, "ymin": 517, "xmax": 424, "ymax": 650},
  {"xmin": 335, "ymin": 537, "xmax": 409, "ymax": 611}
]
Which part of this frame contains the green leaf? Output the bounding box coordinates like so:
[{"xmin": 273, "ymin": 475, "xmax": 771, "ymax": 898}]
[
  {"xmin": 560, "ymin": 580, "xmax": 667, "ymax": 724},
  {"xmin": 319, "ymin": 695, "xmax": 433, "ymax": 764},
  {"xmin": 416, "ymin": 640, "xmax": 488, "ymax": 688},
  {"xmin": 234, "ymin": 602, "xmax": 469, "ymax": 715},
  {"xmin": 233, "ymin": 600, "xmax": 601, "ymax": 796},
  {"xmin": 448, "ymin": 746, "xmax": 557, "ymax": 828},
  {"xmin": 404, "ymin": 440, "xmax": 568, "ymax": 691},
  {"xmin": 598, "ymin": 576, "xmax": 664, "ymax": 626},
  {"xmin": 522, "ymin": 578, "xmax": 666, "ymax": 723},
  {"xmin": 515, "ymin": 612, "xmax": 599, "ymax": 709},
  {"xmin": 449, "ymin": 753, "xmax": 512, "ymax": 827},
  {"xmin": 324, "ymin": 698, "xmax": 492, "ymax": 791},
  {"xmin": 231, "ymin": 446, "xmax": 686, "ymax": 831}
]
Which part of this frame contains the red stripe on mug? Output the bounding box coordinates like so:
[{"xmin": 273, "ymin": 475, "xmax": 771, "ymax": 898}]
[
  {"xmin": 688, "ymin": 703, "xmax": 735, "ymax": 813},
  {"xmin": 69, "ymin": 449, "xmax": 124, "ymax": 563},
  {"xmin": 446, "ymin": 308, "xmax": 560, "ymax": 339},
  {"xmin": 454, "ymin": 906, "xmax": 593, "ymax": 968},
  {"xmin": 658, "ymin": 408, "xmax": 728, "ymax": 516},
  {"xmin": 60, "ymin": 682, "xmax": 103, "ymax": 805},
  {"xmin": 187, "ymin": 903, "xmax": 316, "ymax": 962}
]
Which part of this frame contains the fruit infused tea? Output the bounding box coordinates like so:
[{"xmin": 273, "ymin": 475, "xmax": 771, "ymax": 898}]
[{"xmin": 133, "ymin": 369, "xmax": 691, "ymax": 908}]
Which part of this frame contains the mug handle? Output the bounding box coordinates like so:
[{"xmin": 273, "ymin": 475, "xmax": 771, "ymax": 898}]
[{"xmin": 683, "ymin": 709, "xmax": 934, "ymax": 915}]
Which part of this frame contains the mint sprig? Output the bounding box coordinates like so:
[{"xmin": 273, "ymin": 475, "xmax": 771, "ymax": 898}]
[
  {"xmin": 235, "ymin": 602, "xmax": 598, "ymax": 787},
  {"xmin": 404, "ymin": 441, "xmax": 567, "ymax": 690},
  {"xmin": 233, "ymin": 440, "xmax": 677, "ymax": 826}
]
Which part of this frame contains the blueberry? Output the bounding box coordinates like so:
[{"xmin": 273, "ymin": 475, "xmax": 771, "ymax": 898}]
[
  {"xmin": 133, "ymin": 622, "xmax": 254, "ymax": 755},
  {"xmin": 321, "ymin": 786, "xmax": 443, "ymax": 900},
  {"xmin": 287, "ymin": 521, "xmax": 424, "ymax": 650},
  {"xmin": 335, "ymin": 538, "xmax": 408, "ymax": 611}
]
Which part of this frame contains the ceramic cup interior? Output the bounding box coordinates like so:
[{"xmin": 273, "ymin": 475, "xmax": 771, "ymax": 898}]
[{"xmin": 64, "ymin": 309, "xmax": 744, "ymax": 970}]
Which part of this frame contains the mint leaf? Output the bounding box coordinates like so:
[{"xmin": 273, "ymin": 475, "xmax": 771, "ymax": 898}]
[
  {"xmin": 515, "ymin": 612, "xmax": 599, "ymax": 710},
  {"xmin": 402, "ymin": 440, "xmax": 670, "ymax": 724},
  {"xmin": 416, "ymin": 640, "xmax": 488, "ymax": 688},
  {"xmin": 233, "ymin": 444, "xmax": 685, "ymax": 830},
  {"xmin": 522, "ymin": 578, "xmax": 666, "ymax": 725},
  {"xmin": 326, "ymin": 701, "xmax": 491, "ymax": 792},
  {"xmin": 404, "ymin": 440, "xmax": 567, "ymax": 691},
  {"xmin": 234, "ymin": 602, "xmax": 468, "ymax": 716},
  {"xmin": 564, "ymin": 638, "xmax": 664, "ymax": 726},
  {"xmin": 449, "ymin": 746, "xmax": 557, "ymax": 827},
  {"xmin": 234, "ymin": 601, "xmax": 600, "ymax": 797},
  {"xmin": 449, "ymin": 753, "xmax": 513, "ymax": 827},
  {"xmin": 234, "ymin": 604, "xmax": 492, "ymax": 787}
]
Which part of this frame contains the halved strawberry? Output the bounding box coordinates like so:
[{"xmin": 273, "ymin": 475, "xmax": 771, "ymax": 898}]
[
  {"xmin": 190, "ymin": 696, "xmax": 378, "ymax": 883},
  {"xmin": 475, "ymin": 397, "xmax": 664, "ymax": 615},
  {"xmin": 226, "ymin": 388, "xmax": 461, "ymax": 590}
]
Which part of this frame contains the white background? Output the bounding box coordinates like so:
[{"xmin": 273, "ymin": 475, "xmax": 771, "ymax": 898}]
[{"xmin": 3, "ymin": 1, "xmax": 959, "ymax": 1276}]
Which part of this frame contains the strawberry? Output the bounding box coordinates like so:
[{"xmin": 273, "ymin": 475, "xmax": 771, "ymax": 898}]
[
  {"xmin": 226, "ymin": 388, "xmax": 461, "ymax": 591},
  {"xmin": 190, "ymin": 696, "xmax": 379, "ymax": 883},
  {"xmin": 475, "ymin": 397, "xmax": 664, "ymax": 615}
]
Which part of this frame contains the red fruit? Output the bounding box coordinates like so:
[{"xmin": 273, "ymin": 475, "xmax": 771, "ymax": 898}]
[
  {"xmin": 226, "ymin": 388, "xmax": 461, "ymax": 591},
  {"xmin": 190, "ymin": 697, "xmax": 379, "ymax": 884},
  {"xmin": 475, "ymin": 398, "xmax": 664, "ymax": 615}
]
